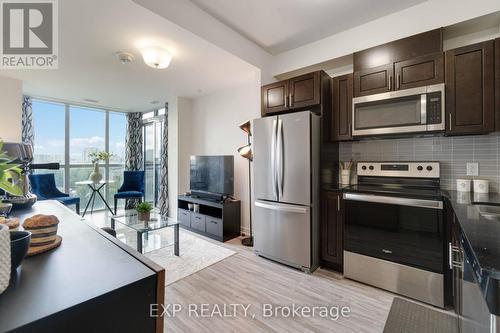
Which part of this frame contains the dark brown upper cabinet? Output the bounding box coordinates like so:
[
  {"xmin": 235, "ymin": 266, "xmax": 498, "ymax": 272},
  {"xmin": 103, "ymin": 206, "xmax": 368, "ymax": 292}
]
[
  {"xmin": 354, "ymin": 64, "xmax": 393, "ymax": 97},
  {"xmin": 445, "ymin": 41, "xmax": 495, "ymax": 135},
  {"xmin": 353, "ymin": 28, "xmax": 443, "ymax": 97},
  {"xmin": 394, "ymin": 53, "xmax": 444, "ymax": 90},
  {"xmin": 332, "ymin": 74, "xmax": 353, "ymax": 141},
  {"xmin": 261, "ymin": 71, "xmax": 330, "ymax": 117},
  {"xmin": 495, "ymin": 38, "xmax": 500, "ymax": 131},
  {"xmin": 288, "ymin": 72, "xmax": 321, "ymax": 109},
  {"xmin": 321, "ymin": 190, "xmax": 343, "ymax": 271},
  {"xmin": 261, "ymin": 80, "xmax": 288, "ymax": 115}
]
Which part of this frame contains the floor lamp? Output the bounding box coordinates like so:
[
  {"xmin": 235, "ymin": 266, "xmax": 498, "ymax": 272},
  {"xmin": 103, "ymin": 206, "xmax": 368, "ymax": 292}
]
[{"xmin": 237, "ymin": 120, "xmax": 253, "ymax": 247}]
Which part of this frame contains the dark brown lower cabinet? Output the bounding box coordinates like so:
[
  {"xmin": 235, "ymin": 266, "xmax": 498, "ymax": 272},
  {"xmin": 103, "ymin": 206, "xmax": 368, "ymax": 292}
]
[
  {"xmin": 321, "ymin": 190, "xmax": 343, "ymax": 271},
  {"xmin": 445, "ymin": 40, "xmax": 495, "ymax": 135},
  {"xmin": 332, "ymin": 74, "xmax": 353, "ymax": 141}
]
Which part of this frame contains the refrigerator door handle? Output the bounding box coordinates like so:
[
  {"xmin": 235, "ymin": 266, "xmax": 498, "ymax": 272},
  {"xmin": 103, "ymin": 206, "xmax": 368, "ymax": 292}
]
[
  {"xmin": 271, "ymin": 119, "xmax": 278, "ymax": 200},
  {"xmin": 277, "ymin": 119, "xmax": 284, "ymax": 199},
  {"xmin": 255, "ymin": 200, "xmax": 308, "ymax": 214}
]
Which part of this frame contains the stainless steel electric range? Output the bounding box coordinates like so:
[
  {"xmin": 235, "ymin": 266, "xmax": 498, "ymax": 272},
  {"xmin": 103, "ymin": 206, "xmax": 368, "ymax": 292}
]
[{"xmin": 343, "ymin": 161, "xmax": 445, "ymax": 308}]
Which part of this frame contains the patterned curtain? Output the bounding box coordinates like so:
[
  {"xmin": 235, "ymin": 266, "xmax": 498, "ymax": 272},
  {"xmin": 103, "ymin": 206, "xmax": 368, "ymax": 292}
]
[
  {"xmin": 21, "ymin": 96, "xmax": 34, "ymax": 146},
  {"xmin": 125, "ymin": 112, "xmax": 143, "ymax": 170},
  {"xmin": 125, "ymin": 112, "xmax": 143, "ymax": 208},
  {"xmin": 158, "ymin": 103, "xmax": 169, "ymax": 216}
]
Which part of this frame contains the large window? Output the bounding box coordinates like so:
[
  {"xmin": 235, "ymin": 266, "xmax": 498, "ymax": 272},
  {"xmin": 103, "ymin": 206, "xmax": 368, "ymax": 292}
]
[
  {"xmin": 32, "ymin": 99, "xmax": 127, "ymax": 211},
  {"xmin": 32, "ymin": 100, "xmax": 66, "ymax": 190},
  {"xmin": 143, "ymin": 109, "xmax": 164, "ymax": 207}
]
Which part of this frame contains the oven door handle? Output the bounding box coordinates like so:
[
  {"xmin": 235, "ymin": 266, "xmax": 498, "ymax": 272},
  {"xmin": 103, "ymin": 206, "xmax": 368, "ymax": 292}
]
[{"xmin": 343, "ymin": 193, "xmax": 443, "ymax": 210}]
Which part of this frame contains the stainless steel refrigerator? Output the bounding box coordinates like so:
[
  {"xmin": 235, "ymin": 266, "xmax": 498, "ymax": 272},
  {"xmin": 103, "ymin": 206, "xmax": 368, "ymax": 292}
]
[{"xmin": 253, "ymin": 110, "xmax": 319, "ymax": 273}]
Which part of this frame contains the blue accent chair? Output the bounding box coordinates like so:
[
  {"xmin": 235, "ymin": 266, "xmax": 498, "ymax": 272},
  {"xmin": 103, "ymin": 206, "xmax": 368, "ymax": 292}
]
[
  {"xmin": 29, "ymin": 173, "xmax": 80, "ymax": 214},
  {"xmin": 114, "ymin": 171, "xmax": 145, "ymax": 214}
]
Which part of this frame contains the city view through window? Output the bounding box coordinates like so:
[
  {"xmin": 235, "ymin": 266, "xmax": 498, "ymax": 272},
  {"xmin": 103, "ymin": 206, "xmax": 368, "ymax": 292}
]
[{"xmin": 32, "ymin": 100, "xmax": 126, "ymax": 211}]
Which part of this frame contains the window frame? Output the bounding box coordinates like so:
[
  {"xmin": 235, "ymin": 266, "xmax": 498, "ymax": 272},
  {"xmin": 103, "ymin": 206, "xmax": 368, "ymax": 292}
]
[{"xmin": 32, "ymin": 98, "xmax": 127, "ymax": 211}]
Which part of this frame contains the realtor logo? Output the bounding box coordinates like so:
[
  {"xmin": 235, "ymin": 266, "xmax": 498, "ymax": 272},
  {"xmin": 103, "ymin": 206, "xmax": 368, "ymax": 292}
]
[{"xmin": 0, "ymin": 0, "xmax": 58, "ymax": 69}]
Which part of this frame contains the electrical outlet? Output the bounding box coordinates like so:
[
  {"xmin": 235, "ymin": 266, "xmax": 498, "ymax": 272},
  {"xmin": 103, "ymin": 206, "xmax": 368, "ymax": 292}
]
[{"xmin": 466, "ymin": 162, "xmax": 479, "ymax": 176}]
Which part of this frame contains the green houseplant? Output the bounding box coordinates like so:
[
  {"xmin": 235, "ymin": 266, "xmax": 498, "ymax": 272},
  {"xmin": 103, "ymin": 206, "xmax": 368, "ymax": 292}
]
[
  {"xmin": 136, "ymin": 202, "xmax": 153, "ymax": 222},
  {"xmin": 0, "ymin": 140, "xmax": 22, "ymax": 196},
  {"xmin": 88, "ymin": 151, "xmax": 114, "ymax": 183}
]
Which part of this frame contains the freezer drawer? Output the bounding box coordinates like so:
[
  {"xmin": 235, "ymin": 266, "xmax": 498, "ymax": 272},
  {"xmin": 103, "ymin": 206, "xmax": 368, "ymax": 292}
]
[{"xmin": 254, "ymin": 200, "xmax": 311, "ymax": 270}]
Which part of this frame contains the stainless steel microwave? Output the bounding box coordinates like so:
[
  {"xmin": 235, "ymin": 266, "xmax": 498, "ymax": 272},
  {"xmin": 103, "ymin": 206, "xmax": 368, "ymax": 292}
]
[{"xmin": 352, "ymin": 83, "xmax": 445, "ymax": 137}]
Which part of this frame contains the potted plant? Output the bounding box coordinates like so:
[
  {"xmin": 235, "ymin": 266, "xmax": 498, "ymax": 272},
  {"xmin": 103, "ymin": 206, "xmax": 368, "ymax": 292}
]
[
  {"xmin": 0, "ymin": 140, "xmax": 23, "ymax": 197},
  {"xmin": 88, "ymin": 151, "xmax": 114, "ymax": 183},
  {"xmin": 136, "ymin": 202, "xmax": 153, "ymax": 222},
  {"xmin": 0, "ymin": 140, "xmax": 22, "ymax": 295}
]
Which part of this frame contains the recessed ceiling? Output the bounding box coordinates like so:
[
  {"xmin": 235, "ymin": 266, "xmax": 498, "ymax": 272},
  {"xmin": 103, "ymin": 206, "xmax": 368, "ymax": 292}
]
[
  {"xmin": 0, "ymin": 0, "xmax": 258, "ymax": 111},
  {"xmin": 190, "ymin": 0, "xmax": 426, "ymax": 54}
]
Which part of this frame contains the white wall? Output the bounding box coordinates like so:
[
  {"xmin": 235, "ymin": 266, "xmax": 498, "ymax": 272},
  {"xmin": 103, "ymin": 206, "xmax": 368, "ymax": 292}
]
[
  {"xmin": 167, "ymin": 97, "xmax": 179, "ymax": 220},
  {"xmin": 272, "ymin": 0, "xmax": 500, "ymax": 76},
  {"xmin": 177, "ymin": 97, "xmax": 192, "ymax": 197},
  {"xmin": 177, "ymin": 81, "xmax": 260, "ymax": 234},
  {"xmin": 0, "ymin": 76, "xmax": 23, "ymax": 142}
]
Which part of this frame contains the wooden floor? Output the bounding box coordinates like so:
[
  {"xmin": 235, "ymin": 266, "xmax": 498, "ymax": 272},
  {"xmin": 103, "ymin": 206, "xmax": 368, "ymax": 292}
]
[
  {"xmin": 84, "ymin": 211, "xmax": 395, "ymax": 332},
  {"xmin": 165, "ymin": 237, "xmax": 395, "ymax": 333}
]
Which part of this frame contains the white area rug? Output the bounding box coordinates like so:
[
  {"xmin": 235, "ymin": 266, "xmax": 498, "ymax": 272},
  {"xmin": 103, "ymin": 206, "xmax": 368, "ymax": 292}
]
[{"xmin": 115, "ymin": 227, "xmax": 236, "ymax": 285}]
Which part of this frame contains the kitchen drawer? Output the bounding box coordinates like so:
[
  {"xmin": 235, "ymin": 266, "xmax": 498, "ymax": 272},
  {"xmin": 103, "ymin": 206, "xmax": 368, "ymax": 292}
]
[
  {"xmin": 190, "ymin": 213, "xmax": 206, "ymax": 232},
  {"xmin": 178, "ymin": 209, "xmax": 190, "ymax": 228},
  {"xmin": 206, "ymin": 217, "xmax": 223, "ymax": 238}
]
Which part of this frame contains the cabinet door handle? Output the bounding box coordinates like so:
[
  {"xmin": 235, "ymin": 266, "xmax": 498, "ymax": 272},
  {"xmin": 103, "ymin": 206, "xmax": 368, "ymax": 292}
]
[
  {"xmin": 289, "ymin": 93, "xmax": 293, "ymax": 107},
  {"xmin": 397, "ymin": 74, "xmax": 401, "ymax": 89},
  {"xmin": 337, "ymin": 196, "xmax": 341, "ymax": 211},
  {"xmin": 448, "ymin": 242, "xmax": 453, "ymax": 269},
  {"xmin": 449, "ymin": 113, "xmax": 452, "ymax": 131},
  {"xmin": 284, "ymin": 95, "xmax": 288, "ymax": 108},
  {"xmin": 389, "ymin": 75, "xmax": 393, "ymax": 90}
]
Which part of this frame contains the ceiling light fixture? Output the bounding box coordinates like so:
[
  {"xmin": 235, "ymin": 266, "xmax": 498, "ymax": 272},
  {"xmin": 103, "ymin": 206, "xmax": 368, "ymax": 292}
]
[
  {"xmin": 114, "ymin": 51, "xmax": 134, "ymax": 65},
  {"xmin": 141, "ymin": 47, "xmax": 172, "ymax": 69}
]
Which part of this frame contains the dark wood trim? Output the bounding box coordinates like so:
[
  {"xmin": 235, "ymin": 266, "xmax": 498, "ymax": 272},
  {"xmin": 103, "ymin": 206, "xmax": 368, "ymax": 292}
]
[
  {"xmin": 354, "ymin": 28, "xmax": 442, "ymax": 71},
  {"xmin": 495, "ymin": 38, "xmax": 500, "ymax": 131}
]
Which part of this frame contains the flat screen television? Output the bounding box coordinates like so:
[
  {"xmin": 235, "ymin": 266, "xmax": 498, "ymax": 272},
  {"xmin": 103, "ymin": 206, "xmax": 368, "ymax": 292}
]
[{"xmin": 190, "ymin": 155, "xmax": 234, "ymax": 198}]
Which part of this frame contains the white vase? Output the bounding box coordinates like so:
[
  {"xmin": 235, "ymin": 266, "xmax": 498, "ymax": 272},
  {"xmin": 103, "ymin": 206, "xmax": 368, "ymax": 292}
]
[
  {"xmin": 0, "ymin": 224, "xmax": 10, "ymax": 294},
  {"xmin": 89, "ymin": 162, "xmax": 103, "ymax": 184}
]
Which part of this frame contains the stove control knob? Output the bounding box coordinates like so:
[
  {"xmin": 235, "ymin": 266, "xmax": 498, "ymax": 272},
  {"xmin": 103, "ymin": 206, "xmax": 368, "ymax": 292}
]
[
  {"xmin": 417, "ymin": 165, "xmax": 423, "ymax": 171},
  {"xmin": 369, "ymin": 165, "xmax": 374, "ymax": 170},
  {"xmin": 426, "ymin": 165, "xmax": 433, "ymax": 171},
  {"xmin": 361, "ymin": 165, "xmax": 367, "ymax": 170}
]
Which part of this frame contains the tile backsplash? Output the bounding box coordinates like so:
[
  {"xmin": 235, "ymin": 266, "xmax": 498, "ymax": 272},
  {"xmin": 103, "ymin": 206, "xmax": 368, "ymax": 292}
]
[{"xmin": 339, "ymin": 133, "xmax": 500, "ymax": 192}]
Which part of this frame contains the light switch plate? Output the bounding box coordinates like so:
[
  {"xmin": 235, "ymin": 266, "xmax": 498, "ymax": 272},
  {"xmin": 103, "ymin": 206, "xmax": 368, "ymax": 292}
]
[{"xmin": 466, "ymin": 162, "xmax": 479, "ymax": 176}]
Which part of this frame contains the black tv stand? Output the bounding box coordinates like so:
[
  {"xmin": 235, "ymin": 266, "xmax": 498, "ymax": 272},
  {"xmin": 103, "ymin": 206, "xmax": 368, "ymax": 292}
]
[{"xmin": 177, "ymin": 195, "xmax": 241, "ymax": 242}]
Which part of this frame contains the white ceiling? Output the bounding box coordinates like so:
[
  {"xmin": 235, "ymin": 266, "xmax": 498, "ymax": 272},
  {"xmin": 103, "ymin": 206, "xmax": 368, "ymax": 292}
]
[
  {"xmin": 0, "ymin": 0, "xmax": 259, "ymax": 112},
  {"xmin": 190, "ymin": 0, "xmax": 426, "ymax": 54}
]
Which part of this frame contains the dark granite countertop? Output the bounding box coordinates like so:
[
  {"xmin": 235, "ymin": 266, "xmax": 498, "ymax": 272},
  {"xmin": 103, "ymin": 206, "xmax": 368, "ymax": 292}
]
[{"xmin": 443, "ymin": 190, "xmax": 500, "ymax": 280}]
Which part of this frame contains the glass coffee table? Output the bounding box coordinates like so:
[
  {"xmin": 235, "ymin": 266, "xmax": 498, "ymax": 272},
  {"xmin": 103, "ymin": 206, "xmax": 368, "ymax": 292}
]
[{"xmin": 110, "ymin": 210, "xmax": 179, "ymax": 255}]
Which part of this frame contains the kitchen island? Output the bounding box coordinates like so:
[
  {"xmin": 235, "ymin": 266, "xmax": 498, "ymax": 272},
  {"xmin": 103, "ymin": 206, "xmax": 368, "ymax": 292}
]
[{"xmin": 0, "ymin": 200, "xmax": 165, "ymax": 333}]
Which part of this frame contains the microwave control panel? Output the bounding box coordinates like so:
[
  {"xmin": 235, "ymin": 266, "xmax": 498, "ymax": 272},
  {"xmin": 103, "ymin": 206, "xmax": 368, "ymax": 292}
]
[{"xmin": 426, "ymin": 92, "xmax": 442, "ymax": 125}]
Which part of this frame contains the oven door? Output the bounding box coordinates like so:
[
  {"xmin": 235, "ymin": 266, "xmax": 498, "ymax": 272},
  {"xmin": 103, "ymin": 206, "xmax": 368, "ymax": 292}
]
[
  {"xmin": 344, "ymin": 193, "xmax": 444, "ymax": 273},
  {"xmin": 352, "ymin": 86, "xmax": 428, "ymax": 136}
]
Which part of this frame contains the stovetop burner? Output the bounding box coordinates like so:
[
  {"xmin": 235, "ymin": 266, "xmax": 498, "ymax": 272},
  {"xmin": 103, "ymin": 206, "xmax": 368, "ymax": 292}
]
[
  {"xmin": 345, "ymin": 184, "xmax": 443, "ymax": 200},
  {"xmin": 348, "ymin": 161, "xmax": 443, "ymax": 200}
]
